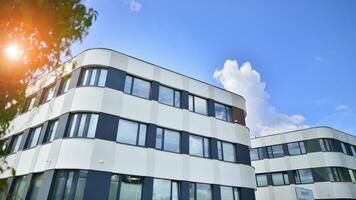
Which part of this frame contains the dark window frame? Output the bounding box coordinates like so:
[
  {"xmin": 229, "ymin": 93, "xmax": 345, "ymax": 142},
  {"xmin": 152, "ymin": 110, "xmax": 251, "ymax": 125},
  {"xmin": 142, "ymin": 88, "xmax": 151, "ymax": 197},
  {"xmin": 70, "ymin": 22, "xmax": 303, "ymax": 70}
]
[
  {"xmin": 188, "ymin": 134, "xmax": 210, "ymax": 158},
  {"xmin": 319, "ymin": 138, "xmax": 332, "ymax": 152},
  {"xmin": 220, "ymin": 185, "xmax": 240, "ymax": 200},
  {"xmin": 116, "ymin": 118, "xmax": 147, "ymax": 147},
  {"xmin": 66, "ymin": 113, "xmax": 99, "ymax": 139},
  {"xmin": 250, "ymin": 148, "xmax": 259, "ymax": 161},
  {"xmin": 57, "ymin": 75, "xmax": 71, "ymax": 96},
  {"xmin": 287, "ymin": 141, "xmax": 306, "ymax": 156},
  {"xmin": 271, "ymin": 171, "xmax": 289, "ymax": 186},
  {"xmin": 152, "ymin": 178, "xmax": 180, "ymax": 200},
  {"xmin": 294, "ymin": 169, "xmax": 314, "ymax": 184},
  {"xmin": 40, "ymin": 84, "xmax": 56, "ymax": 104},
  {"xmin": 22, "ymin": 95, "xmax": 37, "ymax": 113},
  {"xmin": 108, "ymin": 173, "xmax": 143, "ymax": 200},
  {"xmin": 9, "ymin": 133, "xmax": 23, "ymax": 154},
  {"xmin": 256, "ymin": 174, "xmax": 269, "ymax": 187},
  {"xmin": 158, "ymin": 85, "xmax": 181, "ymax": 108},
  {"xmin": 49, "ymin": 170, "xmax": 88, "ymax": 200},
  {"xmin": 26, "ymin": 172, "xmax": 44, "ymax": 200},
  {"xmin": 189, "ymin": 182, "xmax": 212, "ymax": 200},
  {"xmin": 267, "ymin": 145, "xmax": 284, "ymax": 158},
  {"xmin": 124, "ymin": 74, "xmax": 152, "ymax": 99},
  {"xmin": 188, "ymin": 94, "xmax": 208, "ymax": 116},
  {"xmin": 43, "ymin": 119, "xmax": 59, "ymax": 144},
  {"xmin": 155, "ymin": 127, "xmax": 181, "ymax": 153},
  {"xmin": 217, "ymin": 140, "xmax": 236, "ymax": 163},
  {"xmin": 214, "ymin": 102, "xmax": 231, "ymax": 122},
  {"xmin": 24, "ymin": 125, "xmax": 42, "ymax": 150},
  {"xmin": 79, "ymin": 67, "xmax": 108, "ymax": 87}
]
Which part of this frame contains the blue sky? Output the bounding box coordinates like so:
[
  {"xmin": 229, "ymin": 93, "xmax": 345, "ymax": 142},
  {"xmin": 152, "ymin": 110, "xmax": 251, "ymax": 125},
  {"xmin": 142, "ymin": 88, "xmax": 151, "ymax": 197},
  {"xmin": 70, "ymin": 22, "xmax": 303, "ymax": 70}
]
[{"xmin": 72, "ymin": 0, "xmax": 356, "ymax": 135}]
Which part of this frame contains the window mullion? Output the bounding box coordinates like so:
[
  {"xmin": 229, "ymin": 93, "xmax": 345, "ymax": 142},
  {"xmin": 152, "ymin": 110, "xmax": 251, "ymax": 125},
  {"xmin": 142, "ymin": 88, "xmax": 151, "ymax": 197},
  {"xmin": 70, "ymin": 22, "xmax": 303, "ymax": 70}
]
[
  {"xmin": 192, "ymin": 96, "xmax": 195, "ymax": 112},
  {"xmin": 83, "ymin": 114, "xmax": 91, "ymax": 138},
  {"xmin": 68, "ymin": 171, "xmax": 79, "ymax": 200},
  {"xmin": 58, "ymin": 171, "xmax": 69, "ymax": 199},
  {"xmin": 130, "ymin": 77, "xmax": 135, "ymax": 94},
  {"xmin": 73, "ymin": 114, "xmax": 82, "ymax": 137},
  {"xmin": 94, "ymin": 68, "xmax": 101, "ymax": 86},
  {"xmin": 86, "ymin": 69, "xmax": 92, "ymax": 86},
  {"xmin": 172, "ymin": 90, "xmax": 175, "ymax": 106},
  {"xmin": 136, "ymin": 123, "xmax": 140, "ymax": 145},
  {"xmin": 170, "ymin": 181, "xmax": 173, "ymax": 200},
  {"xmin": 222, "ymin": 142, "xmax": 226, "ymax": 160},
  {"xmin": 162, "ymin": 129, "xmax": 165, "ymax": 150},
  {"xmin": 116, "ymin": 176, "xmax": 122, "ymax": 200}
]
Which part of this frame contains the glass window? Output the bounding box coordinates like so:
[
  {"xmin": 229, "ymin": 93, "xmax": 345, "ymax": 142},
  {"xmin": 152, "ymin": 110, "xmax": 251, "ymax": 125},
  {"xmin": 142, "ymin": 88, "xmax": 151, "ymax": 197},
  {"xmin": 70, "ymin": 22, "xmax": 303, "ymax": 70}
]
[
  {"xmin": 22, "ymin": 95, "xmax": 36, "ymax": 112},
  {"xmin": 67, "ymin": 113, "xmax": 98, "ymax": 138},
  {"xmin": 188, "ymin": 95, "xmax": 194, "ymax": 111},
  {"xmin": 174, "ymin": 90, "xmax": 180, "ymax": 108},
  {"xmin": 159, "ymin": 85, "xmax": 181, "ymax": 107},
  {"xmin": 25, "ymin": 126, "xmax": 42, "ymax": 149},
  {"xmin": 340, "ymin": 142, "xmax": 350, "ymax": 155},
  {"xmin": 108, "ymin": 175, "xmax": 120, "ymax": 200},
  {"xmin": 287, "ymin": 142, "xmax": 306, "ymax": 156},
  {"xmin": 295, "ymin": 169, "xmax": 313, "ymax": 184},
  {"xmin": 124, "ymin": 76, "xmax": 133, "ymax": 93},
  {"xmin": 117, "ymin": 119, "xmax": 146, "ymax": 146},
  {"xmin": 80, "ymin": 68, "xmax": 107, "ymax": 87},
  {"xmin": 124, "ymin": 75, "xmax": 151, "ymax": 99},
  {"xmin": 350, "ymin": 145, "xmax": 356, "ymax": 157},
  {"xmin": 256, "ymin": 174, "xmax": 268, "ymax": 187},
  {"xmin": 250, "ymin": 148, "xmax": 259, "ymax": 161},
  {"xmin": 349, "ymin": 169, "xmax": 356, "ymax": 183},
  {"xmin": 287, "ymin": 142, "xmax": 300, "ymax": 155},
  {"xmin": 189, "ymin": 183, "xmax": 212, "ymax": 200},
  {"xmin": 329, "ymin": 167, "xmax": 350, "ymax": 182},
  {"xmin": 217, "ymin": 141, "xmax": 236, "ymax": 162},
  {"xmin": 272, "ymin": 172, "xmax": 289, "ymax": 186},
  {"xmin": 44, "ymin": 120, "xmax": 58, "ymax": 143},
  {"xmin": 188, "ymin": 95, "xmax": 207, "ymax": 115},
  {"xmin": 119, "ymin": 175, "xmax": 142, "ymax": 200},
  {"xmin": 10, "ymin": 134, "xmax": 23, "ymax": 153},
  {"xmin": 74, "ymin": 171, "xmax": 87, "ymax": 200},
  {"xmin": 267, "ymin": 145, "xmax": 284, "ymax": 158},
  {"xmin": 9, "ymin": 175, "xmax": 30, "ymax": 200},
  {"xmin": 27, "ymin": 173, "xmax": 43, "ymax": 200},
  {"xmin": 58, "ymin": 76, "xmax": 71, "ymax": 95},
  {"xmin": 326, "ymin": 167, "xmax": 334, "ymax": 182},
  {"xmin": 215, "ymin": 103, "xmax": 231, "ymax": 122},
  {"xmin": 189, "ymin": 135, "xmax": 209, "ymax": 158},
  {"xmin": 41, "ymin": 84, "xmax": 56, "ymax": 103},
  {"xmin": 49, "ymin": 170, "xmax": 87, "ymax": 200},
  {"xmin": 258, "ymin": 148, "xmax": 265, "ymax": 159},
  {"xmin": 319, "ymin": 139, "xmax": 332, "ymax": 152},
  {"xmin": 153, "ymin": 179, "xmax": 179, "ymax": 200},
  {"xmin": 220, "ymin": 186, "xmax": 239, "ymax": 200},
  {"xmin": 155, "ymin": 128, "xmax": 180, "ymax": 153},
  {"xmin": 299, "ymin": 142, "xmax": 306, "ymax": 154}
]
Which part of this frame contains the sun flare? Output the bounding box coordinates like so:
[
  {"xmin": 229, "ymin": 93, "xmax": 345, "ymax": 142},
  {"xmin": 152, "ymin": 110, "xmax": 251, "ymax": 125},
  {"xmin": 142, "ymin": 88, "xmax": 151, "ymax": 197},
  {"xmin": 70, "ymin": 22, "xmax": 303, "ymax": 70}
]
[{"xmin": 5, "ymin": 44, "xmax": 22, "ymax": 60}]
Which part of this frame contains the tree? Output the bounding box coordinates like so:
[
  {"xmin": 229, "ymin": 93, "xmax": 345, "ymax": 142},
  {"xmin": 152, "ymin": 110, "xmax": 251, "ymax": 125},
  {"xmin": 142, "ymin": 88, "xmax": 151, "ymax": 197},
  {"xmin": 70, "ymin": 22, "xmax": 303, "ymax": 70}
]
[{"xmin": 0, "ymin": 0, "xmax": 97, "ymax": 191}]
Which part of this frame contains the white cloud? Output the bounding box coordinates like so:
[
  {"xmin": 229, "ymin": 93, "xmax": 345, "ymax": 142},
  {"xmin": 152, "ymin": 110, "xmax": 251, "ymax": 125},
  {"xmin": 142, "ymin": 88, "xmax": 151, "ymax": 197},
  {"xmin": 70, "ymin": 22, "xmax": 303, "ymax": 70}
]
[
  {"xmin": 126, "ymin": 0, "xmax": 142, "ymax": 12},
  {"xmin": 336, "ymin": 104, "xmax": 350, "ymax": 111},
  {"xmin": 214, "ymin": 60, "xmax": 308, "ymax": 136}
]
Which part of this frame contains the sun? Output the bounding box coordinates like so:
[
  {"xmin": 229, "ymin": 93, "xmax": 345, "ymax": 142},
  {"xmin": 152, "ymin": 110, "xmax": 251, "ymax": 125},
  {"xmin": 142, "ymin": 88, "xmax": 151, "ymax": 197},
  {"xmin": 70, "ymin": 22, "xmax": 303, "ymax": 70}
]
[{"xmin": 5, "ymin": 44, "xmax": 22, "ymax": 60}]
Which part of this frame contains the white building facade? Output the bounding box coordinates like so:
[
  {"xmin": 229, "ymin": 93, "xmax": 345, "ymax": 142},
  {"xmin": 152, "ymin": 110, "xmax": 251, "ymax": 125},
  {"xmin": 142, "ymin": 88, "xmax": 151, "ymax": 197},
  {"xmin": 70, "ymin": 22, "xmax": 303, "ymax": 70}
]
[
  {"xmin": 1, "ymin": 48, "xmax": 256, "ymax": 200},
  {"xmin": 251, "ymin": 127, "xmax": 356, "ymax": 200}
]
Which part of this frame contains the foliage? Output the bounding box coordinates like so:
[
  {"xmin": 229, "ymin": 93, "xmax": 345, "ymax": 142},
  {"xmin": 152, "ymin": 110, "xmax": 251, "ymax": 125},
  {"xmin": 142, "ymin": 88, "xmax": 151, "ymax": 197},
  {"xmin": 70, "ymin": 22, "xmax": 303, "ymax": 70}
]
[{"xmin": 0, "ymin": 0, "xmax": 97, "ymax": 192}]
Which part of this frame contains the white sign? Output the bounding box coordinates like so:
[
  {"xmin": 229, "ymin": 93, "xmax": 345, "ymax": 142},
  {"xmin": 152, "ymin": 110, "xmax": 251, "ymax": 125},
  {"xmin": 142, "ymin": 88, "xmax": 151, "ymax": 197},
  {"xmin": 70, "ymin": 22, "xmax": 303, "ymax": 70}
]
[{"xmin": 295, "ymin": 187, "xmax": 314, "ymax": 200}]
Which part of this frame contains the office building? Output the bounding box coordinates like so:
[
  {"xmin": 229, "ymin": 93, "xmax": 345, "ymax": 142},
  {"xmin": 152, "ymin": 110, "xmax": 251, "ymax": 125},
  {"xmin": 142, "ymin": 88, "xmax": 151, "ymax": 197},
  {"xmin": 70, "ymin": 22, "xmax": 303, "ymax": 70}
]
[{"xmin": 1, "ymin": 48, "xmax": 256, "ymax": 200}]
